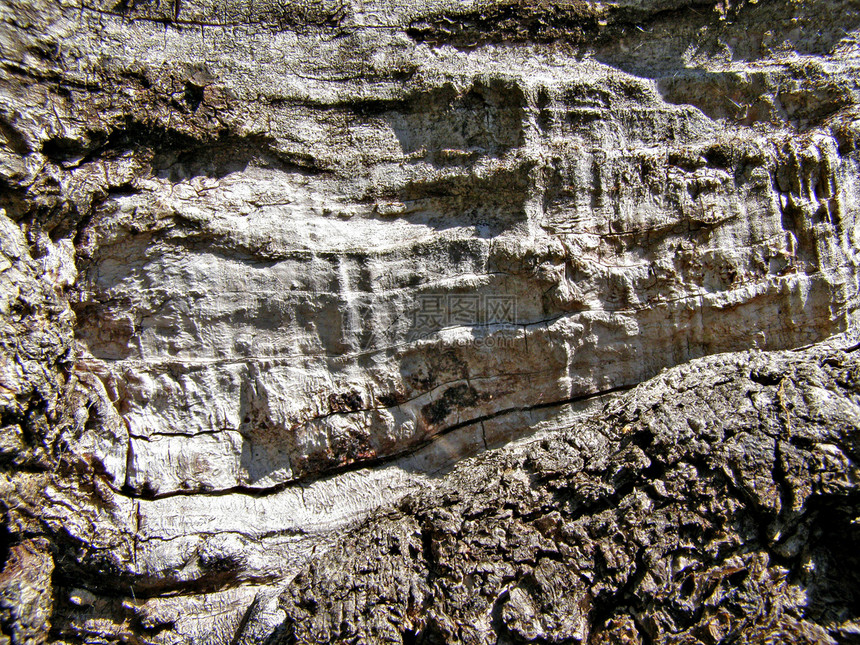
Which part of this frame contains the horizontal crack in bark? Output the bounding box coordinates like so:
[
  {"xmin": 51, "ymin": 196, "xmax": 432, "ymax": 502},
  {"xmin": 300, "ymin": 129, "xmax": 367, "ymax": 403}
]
[{"xmin": 112, "ymin": 383, "xmax": 634, "ymax": 501}]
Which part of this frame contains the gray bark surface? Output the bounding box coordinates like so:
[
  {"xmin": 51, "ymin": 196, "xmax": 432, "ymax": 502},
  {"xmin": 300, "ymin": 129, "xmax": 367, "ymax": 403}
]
[
  {"xmin": 0, "ymin": 0, "xmax": 858, "ymax": 642},
  {"xmin": 274, "ymin": 344, "xmax": 860, "ymax": 644}
]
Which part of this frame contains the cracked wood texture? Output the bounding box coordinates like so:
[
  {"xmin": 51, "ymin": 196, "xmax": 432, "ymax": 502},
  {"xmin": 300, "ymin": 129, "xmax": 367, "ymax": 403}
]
[
  {"xmin": 0, "ymin": 0, "xmax": 858, "ymax": 642},
  {"xmin": 274, "ymin": 344, "xmax": 860, "ymax": 645}
]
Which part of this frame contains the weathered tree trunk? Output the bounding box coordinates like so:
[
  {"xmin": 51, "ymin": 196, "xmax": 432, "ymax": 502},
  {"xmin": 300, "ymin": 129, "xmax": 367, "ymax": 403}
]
[{"xmin": 0, "ymin": 0, "xmax": 858, "ymax": 642}]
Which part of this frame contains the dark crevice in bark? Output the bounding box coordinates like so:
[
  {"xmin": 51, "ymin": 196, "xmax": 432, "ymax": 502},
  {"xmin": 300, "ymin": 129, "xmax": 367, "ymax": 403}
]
[{"xmin": 114, "ymin": 381, "xmax": 635, "ymax": 502}]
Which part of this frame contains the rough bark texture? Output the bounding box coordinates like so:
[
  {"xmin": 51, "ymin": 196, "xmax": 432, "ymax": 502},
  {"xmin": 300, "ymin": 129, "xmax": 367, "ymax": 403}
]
[
  {"xmin": 0, "ymin": 0, "xmax": 859, "ymax": 642},
  {"xmin": 274, "ymin": 344, "xmax": 860, "ymax": 644}
]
